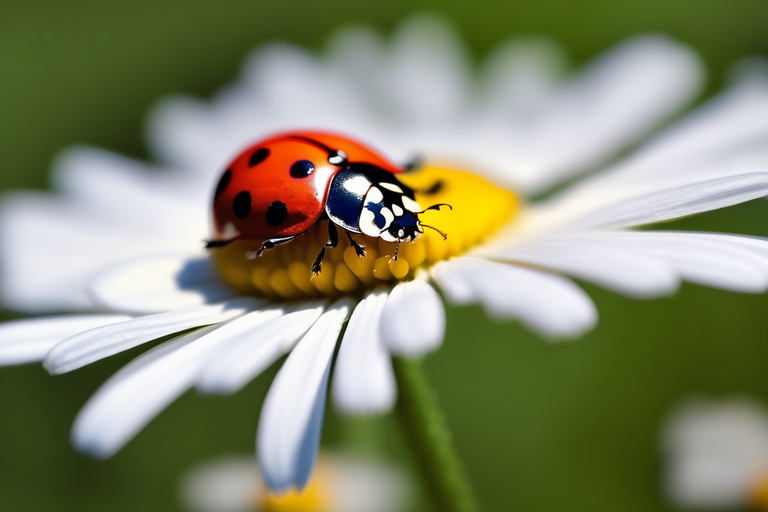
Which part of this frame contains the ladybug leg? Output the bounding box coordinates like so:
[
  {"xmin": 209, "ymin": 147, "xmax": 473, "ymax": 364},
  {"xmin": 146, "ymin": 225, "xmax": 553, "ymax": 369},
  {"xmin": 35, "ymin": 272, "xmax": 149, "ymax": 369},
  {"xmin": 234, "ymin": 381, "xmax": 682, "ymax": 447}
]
[
  {"xmin": 346, "ymin": 232, "xmax": 367, "ymax": 258},
  {"xmin": 205, "ymin": 239, "xmax": 234, "ymax": 249},
  {"xmin": 393, "ymin": 239, "xmax": 402, "ymax": 261},
  {"xmin": 312, "ymin": 222, "xmax": 339, "ymax": 275}
]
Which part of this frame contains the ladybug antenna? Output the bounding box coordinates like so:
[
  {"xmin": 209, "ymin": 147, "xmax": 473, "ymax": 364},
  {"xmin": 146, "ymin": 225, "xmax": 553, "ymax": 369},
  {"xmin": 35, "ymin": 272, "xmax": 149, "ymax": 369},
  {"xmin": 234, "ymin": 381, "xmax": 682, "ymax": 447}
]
[
  {"xmin": 403, "ymin": 156, "xmax": 423, "ymax": 173},
  {"xmin": 418, "ymin": 203, "xmax": 452, "ymax": 214},
  {"xmin": 420, "ymin": 223, "xmax": 448, "ymax": 240}
]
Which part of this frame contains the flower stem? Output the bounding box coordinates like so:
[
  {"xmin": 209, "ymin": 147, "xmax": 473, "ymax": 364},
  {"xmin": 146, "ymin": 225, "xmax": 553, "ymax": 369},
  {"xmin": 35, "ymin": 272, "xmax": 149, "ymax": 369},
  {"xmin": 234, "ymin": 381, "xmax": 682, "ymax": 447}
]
[{"xmin": 392, "ymin": 356, "xmax": 480, "ymax": 512}]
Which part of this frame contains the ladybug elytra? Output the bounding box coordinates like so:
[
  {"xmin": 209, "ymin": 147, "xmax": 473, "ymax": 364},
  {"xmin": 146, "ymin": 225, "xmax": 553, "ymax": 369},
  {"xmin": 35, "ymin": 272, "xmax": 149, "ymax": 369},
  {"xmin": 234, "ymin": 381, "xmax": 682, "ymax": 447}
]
[{"xmin": 207, "ymin": 131, "xmax": 449, "ymax": 274}]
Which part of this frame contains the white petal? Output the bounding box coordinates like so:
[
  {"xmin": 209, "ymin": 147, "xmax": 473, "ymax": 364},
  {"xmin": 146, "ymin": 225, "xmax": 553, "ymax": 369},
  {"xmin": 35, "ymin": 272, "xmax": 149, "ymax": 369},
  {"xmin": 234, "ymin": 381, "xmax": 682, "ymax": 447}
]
[
  {"xmin": 44, "ymin": 298, "xmax": 259, "ymax": 374},
  {"xmin": 381, "ymin": 280, "xmax": 445, "ymax": 355},
  {"xmin": 619, "ymin": 67, "xmax": 768, "ymax": 178},
  {"xmin": 72, "ymin": 326, "xmax": 211, "ymax": 458},
  {"xmin": 691, "ymin": 232, "xmax": 768, "ymax": 261},
  {"xmin": 257, "ymin": 298, "xmax": 353, "ymax": 492},
  {"xmin": 0, "ymin": 191, "xmax": 204, "ymax": 313},
  {"xmin": 528, "ymin": 72, "xmax": 768, "ymax": 232},
  {"xmin": 145, "ymin": 95, "xmax": 227, "ymax": 175},
  {"xmin": 51, "ymin": 146, "xmax": 209, "ymax": 229},
  {"xmin": 323, "ymin": 454, "xmax": 413, "ymax": 512},
  {"xmin": 562, "ymin": 231, "xmax": 768, "ymax": 293},
  {"xmin": 0, "ymin": 315, "xmax": 130, "ymax": 366},
  {"xmin": 508, "ymin": 35, "xmax": 702, "ymax": 192},
  {"xmin": 473, "ymin": 235, "xmax": 679, "ymax": 299},
  {"xmin": 478, "ymin": 37, "xmax": 565, "ymax": 118},
  {"xmin": 432, "ymin": 258, "xmax": 597, "ymax": 339},
  {"xmin": 429, "ymin": 261, "xmax": 475, "ymax": 306},
  {"xmin": 237, "ymin": 43, "xmax": 379, "ymax": 150},
  {"xmin": 325, "ymin": 25, "xmax": 386, "ymax": 91},
  {"xmin": 571, "ymin": 173, "xmax": 768, "ymax": 230},
  {"xmin": 332, "ymin": 291, "xmax": 396, "ymax": 414},
  {"xmin": 662, "ymin": 398, "xmax": 768, "ymax": 507},
  {"xmin": 197, "ymin": 302, "xmax": 326, "ymax": 395},
  {"xmin": 72, "ymin": 307, "xmax": 285, "ymax": 458},
  {"xmin": 148, "ymin": 39, "xmax": 387, "ymax": 176},
  {"xmin": 384, "ymin": 14, "xmax": 471, "ymax": 123},
  {"xmin": 91, "ymin": 256, "xmax": 235, "ymax": 314},
  {"xmin": 181, "ymin": 456, "xmax": 263, "ymax": 512}
]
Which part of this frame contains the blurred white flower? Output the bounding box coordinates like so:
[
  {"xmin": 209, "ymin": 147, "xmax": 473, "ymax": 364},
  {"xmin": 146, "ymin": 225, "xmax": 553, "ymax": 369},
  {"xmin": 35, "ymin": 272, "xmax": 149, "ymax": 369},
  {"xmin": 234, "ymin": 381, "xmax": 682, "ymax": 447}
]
[
  {"xmin": 662, "ymin": 398, "xmax": 768, "ymax": 509},
  {"xmin": 180, "ymin": 452, "xmax": 410, "ymax": 512},
  {"xmin": 0, "ymin": 14, "xmax": 767, "ymax": 492}
]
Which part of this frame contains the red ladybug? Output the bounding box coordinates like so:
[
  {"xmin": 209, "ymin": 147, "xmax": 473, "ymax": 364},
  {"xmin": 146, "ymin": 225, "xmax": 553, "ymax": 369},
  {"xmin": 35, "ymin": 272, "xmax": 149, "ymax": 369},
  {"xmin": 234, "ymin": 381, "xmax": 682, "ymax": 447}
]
[{"xmin": 207, "ymin": 131, "xmax": 448, "ymax": 274}]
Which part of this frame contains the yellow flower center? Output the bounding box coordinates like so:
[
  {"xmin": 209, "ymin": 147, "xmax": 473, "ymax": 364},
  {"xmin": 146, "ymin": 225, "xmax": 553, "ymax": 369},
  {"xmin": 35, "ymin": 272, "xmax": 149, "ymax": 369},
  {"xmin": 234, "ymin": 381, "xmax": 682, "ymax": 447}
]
[
  {"xmin": 258, "ymin": 462, "xmax": 330, "ymax": 511},
  {"xmin": 213, "ymin": 165, "xmax": 519, "ymax": 299}
]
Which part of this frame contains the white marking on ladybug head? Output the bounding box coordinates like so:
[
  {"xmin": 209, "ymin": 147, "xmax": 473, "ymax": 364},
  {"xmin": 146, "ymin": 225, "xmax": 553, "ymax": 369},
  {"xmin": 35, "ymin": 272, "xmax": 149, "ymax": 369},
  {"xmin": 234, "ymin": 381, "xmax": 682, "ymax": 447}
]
[
  {"xmin": 359, "ymin": 202, "xmax": 394, "ymax": 238},
  {"xmin": 402, "ymin": 196, "xmax": 422, "ymax": 213},
  {"xmin": 328, "ymin": 150, "xmax": 348, "ymax": 165},
  {"xmin": 398, "ymin": 228, "xmax": 405, "ymax": 238},
  {"xmin": 380, "ymin": 182, "xmax": 404, "ymax": 194},
  {"xmin": 392, "ymin": 204, "xmax": 404, "ymax": 216},
  {"xmin": 343, "ymin": 174, "xmax": 372, "ymax": 196},
  {"xmin": 381, "ymin": 207, "xmax": 394, "ymax": 227},
  {"xmin": 380, "ymin": 229, "xmax": 397, "ymax": 242},
  {"xmin": 359, "ymin": 210, "xmax": 379, "ymax": 237}
]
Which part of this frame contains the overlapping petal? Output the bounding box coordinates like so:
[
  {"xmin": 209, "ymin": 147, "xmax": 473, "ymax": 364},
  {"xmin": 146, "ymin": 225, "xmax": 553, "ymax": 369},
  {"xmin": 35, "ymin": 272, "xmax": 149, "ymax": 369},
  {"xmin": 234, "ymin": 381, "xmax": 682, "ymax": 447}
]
[
  {"xmin": 527, "ymin": 69, "xmax": 768, "ymax": 232},
  {"xmin": 197, "ymin": 302, "xmax": 325, "ymax": 395},
  {"xmin": 432, "ymin": 257, "xmax": 597, "ymax": 339},
  {"xmin": 257, "ymin": 299, "xmax": 353, "ymax": 492},
  {"xmin": 381, "ymin": 279, "xmax": 445, "ymax": 356},
  {"xmin": 0, "ymin": 314, "xmax": 131, "ymax": 365},
  {"xmin": 45, "ymin": 298, "xmax": 259, "ymax": 374},
  {"xmin": 332, "ymin": 290, "xmax": 396, "ymax": 414},
  {"xmin": 72, "ymin": 305, "xmax": 288, "ymax": 458},
  {"xmin": 476, "ymin": 230, "xmax": 768, "ymax": 297},
  {"xmin": 472, "ymin": 235, "xmax": 680, "ymax": 298}
]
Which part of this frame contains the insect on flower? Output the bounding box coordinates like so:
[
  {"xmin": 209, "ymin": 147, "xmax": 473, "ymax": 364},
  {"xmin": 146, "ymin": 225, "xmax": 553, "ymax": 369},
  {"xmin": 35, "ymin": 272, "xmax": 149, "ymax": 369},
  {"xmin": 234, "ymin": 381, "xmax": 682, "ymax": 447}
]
[{"xmin": 205, "ymin": 131, "xmax": 451, "ymax": 274}]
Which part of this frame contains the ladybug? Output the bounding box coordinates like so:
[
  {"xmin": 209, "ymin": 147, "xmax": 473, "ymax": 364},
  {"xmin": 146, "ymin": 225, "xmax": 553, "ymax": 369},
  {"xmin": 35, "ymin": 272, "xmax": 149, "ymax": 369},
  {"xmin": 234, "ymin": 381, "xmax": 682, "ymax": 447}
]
[{"xmin": 206, "ymin": 131, "xmax": 449, "ymax": 274}]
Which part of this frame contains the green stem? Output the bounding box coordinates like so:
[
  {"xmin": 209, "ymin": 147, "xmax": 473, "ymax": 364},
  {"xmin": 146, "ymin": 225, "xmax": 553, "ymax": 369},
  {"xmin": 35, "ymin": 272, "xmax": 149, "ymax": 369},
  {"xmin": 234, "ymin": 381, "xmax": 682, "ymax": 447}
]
[{"xmin": 392, "ymin": 357, "xmax": 480, "ymax": 512}]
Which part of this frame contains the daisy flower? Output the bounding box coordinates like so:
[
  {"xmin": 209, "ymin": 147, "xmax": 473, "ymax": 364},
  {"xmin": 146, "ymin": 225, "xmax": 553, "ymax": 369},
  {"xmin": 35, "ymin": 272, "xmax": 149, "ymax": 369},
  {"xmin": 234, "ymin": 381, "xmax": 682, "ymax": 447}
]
[
  {"xmin": 662, "ymin": 398, "xmax": 768, "ymax": 510},
  {"xmin": 0, "ymin": 14, "xmax": 767, "ymax": 504},
  {"xmin": 180, "ymin": 452, "xmax": 411, "ymax": 512}
]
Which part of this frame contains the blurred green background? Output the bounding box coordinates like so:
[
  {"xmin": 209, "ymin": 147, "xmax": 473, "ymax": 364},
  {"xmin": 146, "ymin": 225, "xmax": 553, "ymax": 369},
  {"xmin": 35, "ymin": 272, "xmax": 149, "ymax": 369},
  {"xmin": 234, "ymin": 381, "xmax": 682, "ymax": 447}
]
[{"xmin": 1, "ymin": 1, "xmax": 767, "ymax": 510}]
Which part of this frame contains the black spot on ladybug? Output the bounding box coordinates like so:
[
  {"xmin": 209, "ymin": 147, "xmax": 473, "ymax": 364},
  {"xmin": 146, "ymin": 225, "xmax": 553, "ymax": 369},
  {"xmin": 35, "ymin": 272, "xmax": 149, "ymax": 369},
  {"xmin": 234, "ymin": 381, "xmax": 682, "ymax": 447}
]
[
  {"xmin": 233, "ymin": 191, "xmax": 252, "ymax": 219},
  {"xmin": 266, "ymin": 201, "xmax": 288, "ymax": 226},
  {"xmin": 290, "ymin": 160, "xmax": 315, "ymax": 178},
  {"xmin": 249, "ymin": 148, "xmax": 270, "ymax": 167},
  {"xmin": 215, "ymin": 170, "xmax": 232, "ymax": 197}
]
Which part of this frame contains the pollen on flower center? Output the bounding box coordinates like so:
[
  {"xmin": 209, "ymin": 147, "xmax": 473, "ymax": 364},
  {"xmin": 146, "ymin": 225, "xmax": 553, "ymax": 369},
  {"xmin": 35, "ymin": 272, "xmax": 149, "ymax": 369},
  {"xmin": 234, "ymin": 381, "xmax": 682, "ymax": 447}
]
[{"xmin": 212, "ymin": 165, "xmax": 519, "ymax": 299}]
